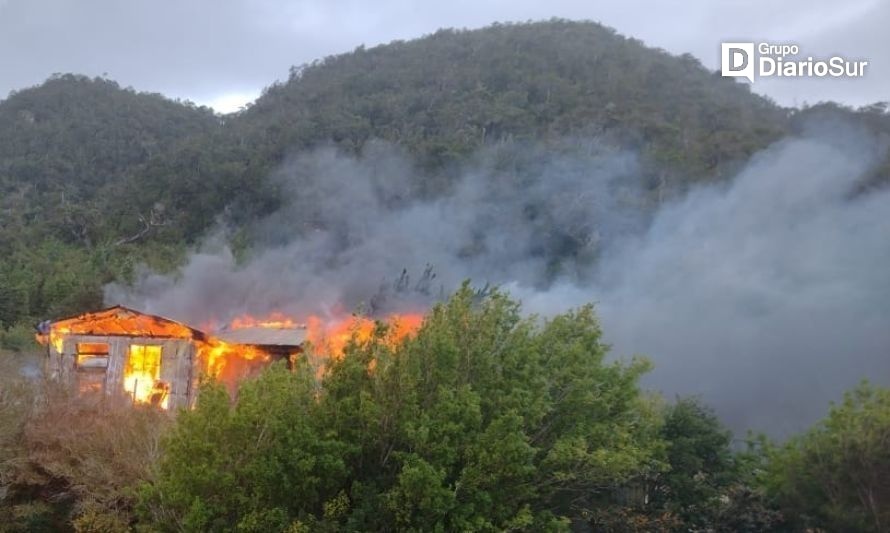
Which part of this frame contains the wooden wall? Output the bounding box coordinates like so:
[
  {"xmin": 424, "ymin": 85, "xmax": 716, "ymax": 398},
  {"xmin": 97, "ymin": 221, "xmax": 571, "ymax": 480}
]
[{"xmin": 49, "ymin": 334, "xmax": 197, "ymax": 410}]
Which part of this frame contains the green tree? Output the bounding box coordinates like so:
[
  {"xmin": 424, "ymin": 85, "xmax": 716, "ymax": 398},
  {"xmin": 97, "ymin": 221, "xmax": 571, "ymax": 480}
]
[
  {"xmin": 137, "ymin": 364, "xmax": 348, "ymax": 532},
  {"xmin": 319, "ymin": 285, "xmax": 661, "ymax": 530},
  {"xmin": 139, "ymin": 285, "xmax": 661, "ymax": 531},
  {"xmin": 651, "ymin": 397, "xmax": 782, "ymax": 532},
  {"xmin": 657, "ymin": 398, "xmax": 734, "ymax": 522},
  {"xmin": 765, "ymin": 381, "xmax": 890, "ymax": 532}
]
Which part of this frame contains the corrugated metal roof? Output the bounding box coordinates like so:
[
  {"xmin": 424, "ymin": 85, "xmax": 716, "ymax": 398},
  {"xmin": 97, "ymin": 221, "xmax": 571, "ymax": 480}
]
[{"xmin": 214, "ymin": 326, "xmax": 307, "ymax": 347}]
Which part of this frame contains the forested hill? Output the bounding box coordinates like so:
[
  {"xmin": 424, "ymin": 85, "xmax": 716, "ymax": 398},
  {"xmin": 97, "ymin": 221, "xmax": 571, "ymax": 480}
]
[
  {"xmin": 234, "ymin": 20, "xmax": 788, "ymax": 179},
  {"xmin": 0, "ymin": 75, "xmax": 219, "ymax": 240},
  {"xmin": 0, "ymin": 19, "xmax": 888, "ymax": 338},
  {"xmin": 0, "ymin": 75, "xmax": 219, "ymax": 331}
]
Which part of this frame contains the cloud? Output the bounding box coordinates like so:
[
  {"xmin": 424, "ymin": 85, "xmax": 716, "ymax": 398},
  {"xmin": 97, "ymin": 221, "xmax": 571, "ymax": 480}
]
[
  {"xmin": 0, "ymin": 0, "xmax": 302, "ymax": 104},
  {"xmin": 205, "ymin": 90, "xmax": 262, "ymax": 113}
]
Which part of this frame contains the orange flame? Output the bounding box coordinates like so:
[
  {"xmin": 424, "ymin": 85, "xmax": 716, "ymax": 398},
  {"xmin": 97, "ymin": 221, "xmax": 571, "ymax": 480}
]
[
  {"xmin": 223, "ymin": 311, "xmax": 424, "ymax": 359},
  {"xmin": 197, "ymin": 337, "xmax": 270, "ymax": 386},
  {"xmin": 197, "ymin": 312, "xmax": 423, "ymax": 388},
  {"xmin": 123, "ymin": 344, "xmax": 169, "ymax": 409},
  {"xmin": 229, "ymin": 312, "xmax": 303, "ymax": 330},
  {"xmin": 304, "ymin": 313, "xmax": 424, "ymax": 358}
]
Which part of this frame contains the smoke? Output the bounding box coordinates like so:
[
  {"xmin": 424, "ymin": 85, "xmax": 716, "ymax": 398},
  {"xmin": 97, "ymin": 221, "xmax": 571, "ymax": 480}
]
[
  {"xmin": 105, "ymin": 138, "xmax": 647, "ymax": 323},
  {"xmin": 106, "ymin": 124, "xmax": 890, "ymax": 435},
  {"xmin": 518, "ymin": 124, "xmax": 890, "ymax": 434}
]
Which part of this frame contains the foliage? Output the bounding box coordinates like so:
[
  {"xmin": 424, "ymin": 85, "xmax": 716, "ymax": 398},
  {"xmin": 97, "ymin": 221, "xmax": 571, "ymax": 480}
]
[
  {"xmin": 582, "ymin": 397, "xmax": 783, "ymax": 532},
  {"xmin": 764, "ymin": 381, "xmax": 890, "ymax": 532},
  {"xmin": 653, "ymin": 398, "xmax": 782, "ymax": 531},
  {"xmin": 0, "ymin": 324, "xmax": 37, "ymax": 352},
  {"xmin": 588, "ymin": 505, "xmax": 681, "ymax": 532},
  {"xmin": 137, "ymin": 366, "xmax": 347, "ymax": 532},
  {"xmin": 71, "ymin": 505, "xmax": 130, "ymax": 533},
  {"xmin": 236, "ymin": 20, "xmax": 789, "ymax": 185},
  {"xmin": 1, "ymin": 299, "xmax": 887, "ymax": 531},
  {"xmin": 0, "ymin": 353, "xmax": 36, "ymax": 474},
  {"xmin": 656, "ymin": 398, "xmax": 735, "ymax": 523},
  {"xmin": 140, "ymin": 286, "xmax": 660, "ymax": 531}
]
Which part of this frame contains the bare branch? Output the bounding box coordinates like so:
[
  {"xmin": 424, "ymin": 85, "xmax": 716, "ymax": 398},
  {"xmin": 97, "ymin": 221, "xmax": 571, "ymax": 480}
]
[{"xmin": 113, "ymin": 206, "xmax": 167, "ymax": 247}]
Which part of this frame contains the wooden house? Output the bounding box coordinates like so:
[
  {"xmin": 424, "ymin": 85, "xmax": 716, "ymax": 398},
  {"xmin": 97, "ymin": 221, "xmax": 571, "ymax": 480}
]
[{"xmin": 40, "ymin": 306, "xmax": 305, "ymax": 409}]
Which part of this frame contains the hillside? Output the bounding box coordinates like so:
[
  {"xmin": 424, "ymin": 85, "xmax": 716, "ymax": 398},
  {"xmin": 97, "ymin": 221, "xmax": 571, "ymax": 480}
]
[
  {"xmin": 0, "ymin": 74, "xmax": 219, "ymax": 240},
  {"xmin": 110, "ymin": 21, "xmax": 795, "ymax": 256},
  {"xmin": 236, "ymin": 21, "xmax": 788, "ymax": 179},
  {"xmin": 0, "ymin": 19, "xmax": 888, "ymax": 334},
  {"xmin": 0, "ymin": 75, "xmax": 219, "ymax": 328}
]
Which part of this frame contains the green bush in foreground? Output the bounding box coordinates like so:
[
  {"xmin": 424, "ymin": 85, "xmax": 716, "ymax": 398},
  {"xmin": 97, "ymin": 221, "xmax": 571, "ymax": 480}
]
[
  {"xmin": 765, "ymin": 382, "xmax": 890, "ymax": 532},
  {"xmin": 139, "ymin": 285, "xmax": 660, "ymax": 531}
]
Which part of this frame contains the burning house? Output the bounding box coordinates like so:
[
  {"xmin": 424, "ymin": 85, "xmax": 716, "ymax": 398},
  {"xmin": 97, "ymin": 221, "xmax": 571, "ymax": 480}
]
[{"xmin": 38, "ymin": 306, "xmax": 306, "ymax": 410}]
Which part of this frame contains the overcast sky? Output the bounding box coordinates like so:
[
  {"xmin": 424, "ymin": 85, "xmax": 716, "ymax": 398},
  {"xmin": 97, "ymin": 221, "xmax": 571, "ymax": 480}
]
[{"xmin": 0, "ymin": 0, "xmax": 886, "ymax": 113}]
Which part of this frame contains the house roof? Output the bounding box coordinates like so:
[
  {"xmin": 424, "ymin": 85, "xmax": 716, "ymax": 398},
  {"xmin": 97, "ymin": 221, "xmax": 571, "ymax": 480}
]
[
  {"xmin": 47, "ymin": 306, "xmax": 307, "ymax": 348},
  {"xmin": 49, "ymin": 305, "xmax": 206, "ymax": 340},
  {"xmin": 214, "ymin": 326, "xmax": 307, "ymax": 347}
]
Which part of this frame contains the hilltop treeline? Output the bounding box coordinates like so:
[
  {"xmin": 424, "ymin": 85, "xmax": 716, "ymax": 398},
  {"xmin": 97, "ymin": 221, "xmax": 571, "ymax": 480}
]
[
  {"xmin": 2, "ymin": 20, "xmax": 889, "ymax": 340},
  {"xmin": 1, "ymin": 288, "xmax": 888, "ymax": 531}
]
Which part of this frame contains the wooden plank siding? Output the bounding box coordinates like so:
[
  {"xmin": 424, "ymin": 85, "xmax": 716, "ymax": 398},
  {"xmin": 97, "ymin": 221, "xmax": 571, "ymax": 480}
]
[{"xmin": 52, "ymin": 334, "xmax": 196, "ymax": 409}]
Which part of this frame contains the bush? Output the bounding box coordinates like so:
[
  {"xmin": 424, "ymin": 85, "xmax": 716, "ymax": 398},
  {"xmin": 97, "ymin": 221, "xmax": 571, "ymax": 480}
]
[
  {"xmin": 0, "ymin": 324, "xmax": 38, "ymax": 353},
  {"xmin": 137, "ymin": 365, "xmax": 347, "ymax": 532},
  {"xmin": 765, "ymin": 381, "xmax": 890, "ymax": 532},
  {"xmin": 140, "ymin": 285, "xmax": 661, "ymax": 531},
  {"xmin": 0, "ymin": 369, "xmax": 170, "ymax": 531}
]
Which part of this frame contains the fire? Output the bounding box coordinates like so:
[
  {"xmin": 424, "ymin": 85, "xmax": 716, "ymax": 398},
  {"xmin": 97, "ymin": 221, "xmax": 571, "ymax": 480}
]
[
  {"xmin": 222, "ymin": 311, "xmax": 424, "ymax": 360},
  {"xmin": 50, "ymin": 310, "xmax": 195, "ymax": 339},
  {"xmin": 304, "ymin": 313, "xmax": 424, "ymax": 358},
  {"xmin": 49, "ymin": 326, "xmax": 69, "ymax": 354},
  {"xmin": 229, "ymin": 312, "xmax": 302, "ymax": 330},
  {"xmin": 202, "ymin": 311, "xmax": 423, "ymax": 383},
  {"xmin": 36, "ymin": 305, "xmax": 426, "ymax": 409},
  {"xmin": 197, "ymin": 338, "xmax": 270, "ymax": 383},
  {"xmin": 123, "ymin": 344, "xmax": 162, "ymax": 406},
  {"xmin": 198, "ymin": 312, "xmax": 299, "ymax": 385}
]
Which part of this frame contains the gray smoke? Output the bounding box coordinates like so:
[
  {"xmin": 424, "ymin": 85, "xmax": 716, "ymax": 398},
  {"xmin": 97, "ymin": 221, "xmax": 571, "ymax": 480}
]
[
  {"xmin": 515, "ymin": 124, "xmax": 890, "ymax": 434},
  {"xmin": 105, "ymin": 139, "xmax": 647, "ymax": 323},
  {"xmin": 106, "ymin": 125, "xmax": 890, "ymax": 435}
]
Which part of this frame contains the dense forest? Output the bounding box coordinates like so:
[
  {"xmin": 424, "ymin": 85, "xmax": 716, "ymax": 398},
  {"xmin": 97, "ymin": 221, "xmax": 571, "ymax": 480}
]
[{"xmin": 1, "ymin": 19, "xmax": 890, "ymax": 531}]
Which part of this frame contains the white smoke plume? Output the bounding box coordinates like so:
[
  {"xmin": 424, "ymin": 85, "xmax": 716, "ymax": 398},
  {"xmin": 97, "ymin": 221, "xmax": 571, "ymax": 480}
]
[{"xmin": 106, "ymin": 124, "xmax": 890, "ymax": 435}]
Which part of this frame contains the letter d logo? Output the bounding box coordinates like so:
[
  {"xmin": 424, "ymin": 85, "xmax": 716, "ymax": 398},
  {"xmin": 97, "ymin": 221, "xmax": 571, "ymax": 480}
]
[{"xmin": 721, "ymin": 42, "xmax": 755, "ymax": 82}]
